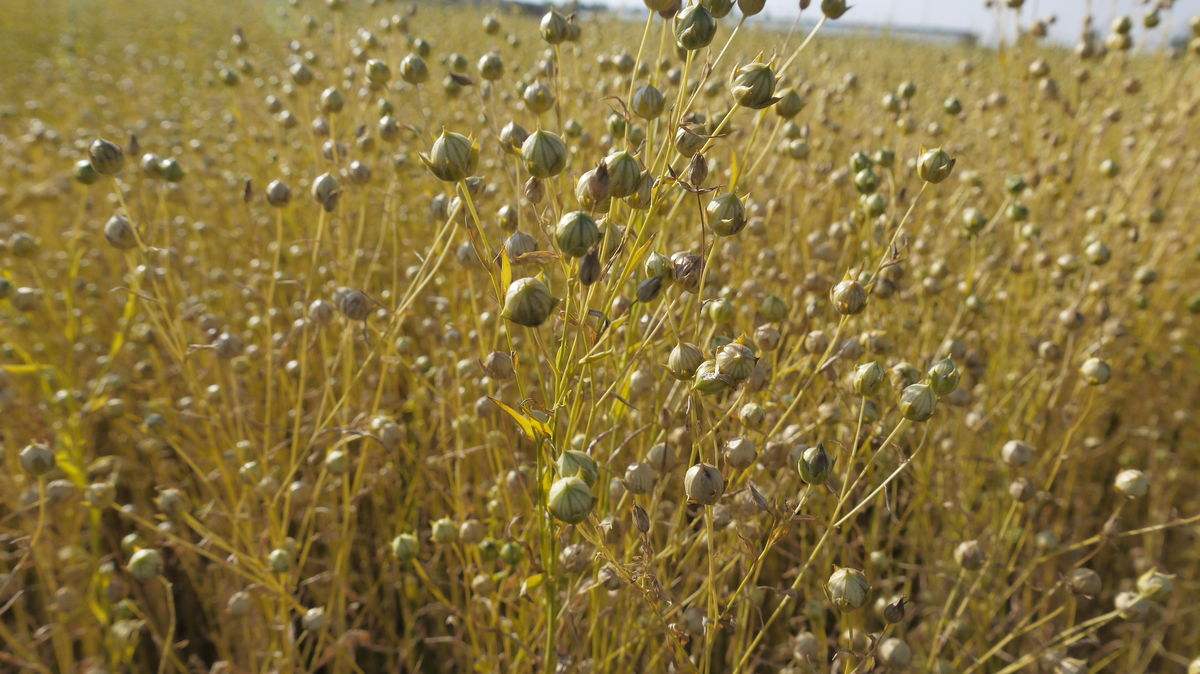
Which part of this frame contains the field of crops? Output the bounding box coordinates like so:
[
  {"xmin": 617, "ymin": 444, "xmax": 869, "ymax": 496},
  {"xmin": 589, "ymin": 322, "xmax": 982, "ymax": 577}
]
[{"xmin": 1, "ymin": 0, "xmax": 1199, "ymax": 671}]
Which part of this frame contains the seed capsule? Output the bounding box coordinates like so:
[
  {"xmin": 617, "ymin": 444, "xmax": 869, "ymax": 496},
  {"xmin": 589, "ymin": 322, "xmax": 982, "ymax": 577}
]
[
  {"xmin": 1067, "ymin": 568, "xmax": 1101, "ymax": 596},
  {"xmin": 684, "ymin": 463, "xmax": 724, "ymax": 504},
  {"xmin": 917, "ymin": 148, "xmax": 956, "ymax": 184},
  {"xmin": 521, "ymin": 130, "xmax": 568, "ymax": 179},
  {"xmin": 877, "ymin": 637, "xmax": 911, "ymax": 667},
  {"xmin": 311, "ymin": 172, "xmax": 340, "ymax": 211},
  {"xmin": 830, "ymin": 280, "xmax": 867, "ymax": 315},
  {"xmin": 266, "ymin": 179, "xmax": 291, "ymax": 207},
  {"xmin": 667, "ymin": 342, "xmax": 705, "ymax": 380},
  {"xmin": 390, "ymin": 533, "xmax": 419, "ymax": 561},
  {"xmin": 797, "ymin": 444, "xmax": 830, "ymax": 485},
  {"xmin": 548, "ymin": 475, "xmax": 594, "ymax": 523},
  {"xmin": 927, "ymin": 357, "xmax": 960, "ymax": 396},
  {"xmin": 1113, "ymin": 468, "xmax": 1148, "ymax": 498},
  {"xmin": 821, "ymin": 0, "xmax": 851, "ymax": 19},
  {"xmin": 501, "ymin": 277, "xmax": 558, "ymax": 327},
  {"xmin": 104, "ymin": 215, "xmax": 138, "ymax": 250},
  {"xmin": 674, "ymin": 4, "xmax": 717, "ymax": 50},
  {"xmin": 399, "ymin": 53, "xmax": 429, "ymax": 84},
  {"xmin": 954, "ymin": 540, "xmax": 985, "ymax": 570},
  {"xmin": 555, "ymin": 211, "xmax": 601, "ymax": 258},
  {"xmin": 692, "ymin": 359, "xmax": 731, "ymax": 395},
  {"xmin": 827, "ymin": 567, "xmax": 870, "ymax": 610},
  {"xmin": 707, "ymin": 193, "xmax": 747, "ymax": 236},
  {"xmin": 852, "ymin": 361, "xmax": 885, "ymax": 396},
  {"xmin": 1001, "ymin": 440, "xmax": 1035, "ymax": 467},
  {"xmin": 899, "ymin": 383, "xmax": 936, "ymax": 421},
  {"xmin": 88, "ymin": 138, "xmax": 125, "ymax": 175},
  {"xmin": 632, "ymin": 84, "xmax": 666, "ymax": 120},
  {"xmin": 127, "ymin": 548, "xmax": 163, "ymax": 581},
  {"xmin": 557, "ymin": 450, "xmax": 599, "ymax": 486},
  {"xmin": 421, "ymin": 131, "xmax": 478, "ymax": 182},
  {"xmin": 731, "ymin": 62, "xmax": 777, "ymax": 109},
  {"xmin": 540, "ymin": 10, "xmax": 570, "ymax": 44},
  {"xmin": 1079, "ymin": 357, "xmax": 1111, "ymax": 385},
  {"xmin": 19, "ymin": 443, "xmax": 55, "ymax": 476}
]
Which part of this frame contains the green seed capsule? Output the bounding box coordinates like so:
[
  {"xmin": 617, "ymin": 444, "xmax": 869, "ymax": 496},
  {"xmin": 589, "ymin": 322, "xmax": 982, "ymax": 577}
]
[
  {"xmin": 548, "ymin": 475, "xmax": 594, "ymax": 523},
  {"xmin": 797, "ymin": 444, "xmax": 830, "ymax": 485},
  {"xmin": 674, "ymin": 4, "xmax": 717, "ymax": 50},
  {"xmin": 605, "ymin": 151, "xmax": 643, "ymax": 199},
  {"xmin": 852, "ymin": 361, "xmax": 885, "ymax": 396},
  {"xmin": 708, "ymin": 193, "xmax": 747, "ymax": 236},
  {"xmin": 421, "ymin": 131, "xmax": 478, "ymax": 182},
  {"xmin": 631, "ymin": 84, "xmax": 666, "ymax": 120},
  {"xmin": 555, "ymin": 211, "xmax": 601, "ymax": 258},
  {"xmin": 917, "ymin": 148, "xmax": 956, "ymax": 184},
  {"xmin": 899, "ymin": 383, "xmax": 936, "ymax": 421},
  {"xmin": 557, "ymin": 450, "xmax": 599, "ymax": 486},
  {"xmin": 521, "ymin": 130, "xmax": 568, "ymax": 179},
  {"xmin": 927, "ymin": 357, "xmax": 960, "ymax": 396},
  {"xmin": 501, "ymin": 277, "xmax": 558, "ymax": 327},
  {"xmin": 731, "ymin": 62, "xmax": 777, "ymax": 110}
]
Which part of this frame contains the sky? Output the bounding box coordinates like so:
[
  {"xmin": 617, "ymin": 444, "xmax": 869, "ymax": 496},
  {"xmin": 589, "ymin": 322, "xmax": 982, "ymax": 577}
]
[{"xmin": 586, "ymin": 0, "xmax": 1200, "ymax": 45}]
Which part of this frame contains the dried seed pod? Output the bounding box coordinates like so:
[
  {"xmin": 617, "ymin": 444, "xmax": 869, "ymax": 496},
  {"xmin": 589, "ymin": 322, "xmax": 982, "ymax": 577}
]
[
  {"xmin": 830, "ymin": 279, "xmax": 867, "ymax": 315},
  {"xmin": 1079, "ymin": 357, "xmax": 1111, "ymax": 385},
  {"xmin": 539, "ymin": 10, "xmax": 569, "ymax": 44},
  {"xmin": 827, "ymin": 567, "xmax": 870, "ymax": 610},
  {"xmin": 579, "ymin": 248, "xmax": 602, "ymax": 286},
  {"xmin": 19, "ymin": 443, "xmax": 55, "ymax": 476},
  {"xmin": 692, "ymin": 359, "xmax": 731, "ymax": 395},
  {"xmin": 877, "ymin": 637, "xmax": 911, "ymax": 667},
  {"xmin": 667, "ymin": 342, "xmax": 705, "ymax": 380},
  {"xmin": 334, "ymin": 287, "xmax": 371, "ymax": 321},
  {"xmin": 927, "ymin": 357, "xmax": 960, "ymax": 396},
  {"xmin": 684, "ymin": 463, "xmax": 724, "ymax": 504},
  {"xmin": 390, "ymin": 534, "xmax": 418, "ymax": 562},
  {"xmin": 399, "ymin": 53, "xmax": 429, "ymax": 84},
  {"xmin": 670, "ymin": 251, "xmax": 705, "ymax": 292},
  {"xmin": 1067, "ymin": 568, "xmax": 1102, "ymax": 596},
  {"xmin": 852, "ymin": 361, "xmax": 885, "ymax": 396},
  {"xmin": 899, "ymin": 383, "xmax": 936, "ymax": 421},
  {"xmin": 632, "ymin": 84, "xmax": 666, "ymax": 120},
  {"xmin": 605, "ymin": 151, "xmax": 643, "ymax": 199},
  {"xmin": 821, "ymin": 0, "xmax": 851, "ymax": 19},
  {"xmin": 311, "ymin": 172, "xmax": 340, "ymax": 211}
]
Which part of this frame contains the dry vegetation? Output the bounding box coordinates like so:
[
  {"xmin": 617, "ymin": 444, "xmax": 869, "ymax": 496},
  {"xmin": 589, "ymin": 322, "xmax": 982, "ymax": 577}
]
[{"xmin": 1, "ymin": 0, "xmax": 1200, "ymax": 671}]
